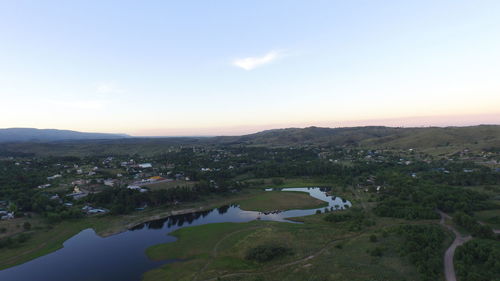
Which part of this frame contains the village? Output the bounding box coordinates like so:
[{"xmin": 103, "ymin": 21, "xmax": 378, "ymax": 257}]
[{"xmin": 1, "ymin": 144, "xmax": 498, "ymax": 222}]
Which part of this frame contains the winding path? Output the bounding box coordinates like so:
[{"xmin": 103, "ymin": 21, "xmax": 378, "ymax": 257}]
[
  {"xmin": 438, "ymin": 210, "xmax": 471, "ymax": 281},
  {"xmin": 198, "ymin": 231, "xmax": 366, "ymax": 281},
  {"xmin": 192, "ymin": 226, "xmax": 264, "ymax": 281}
]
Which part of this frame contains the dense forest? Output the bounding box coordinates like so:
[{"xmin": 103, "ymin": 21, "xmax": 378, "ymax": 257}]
[{"xmin": 455, "ymin": 239, "xmax": 500, "ymax": 281}]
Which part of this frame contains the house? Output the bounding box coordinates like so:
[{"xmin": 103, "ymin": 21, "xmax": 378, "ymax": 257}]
[
  {"xmin": 71, "ymin": 179, "xmax": 88, "ymax": 185},
  {"xmin": 37, "ymin": 184, "xmax": 51, "ymax": 189},
  {"xmin": 127, "ymin": 185, "xmax": 141, "ymax": 190},
  {"xmin": 148, "ymin": 176, "xmax": 165, "ymax": 181},
  {"xmin": 1, "ymin": 212, "xmax": 14, "ymax": 220},
  {"xmin": 47, "ymin": 174, "xmax": 62, "ymax": 180},
  {"xmin": 66, "ymin": 187, "xmax": 87, "ymax": 199},
  {"xmin": 127, "ymin": 185, "xmax": 148, "ymax": 193},
  {"xmin": 88, "ymin": 208, "xmax": 107, "ymax": 214},
  {"xmin": 81, "ymin": 205, "xmax": 108, "ymax": 214},
  {"xmin": 104, "ymin": 179, "xmax": 118, "ymax": 187},
  {"xmin": 138, "ymin": 163, "xmax": 152, "ymax": 169}
]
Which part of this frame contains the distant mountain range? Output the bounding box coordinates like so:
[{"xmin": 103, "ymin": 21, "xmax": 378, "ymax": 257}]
[{"xmin": 0, "ymin": 128, "xmax": 129, "ymax": 142}]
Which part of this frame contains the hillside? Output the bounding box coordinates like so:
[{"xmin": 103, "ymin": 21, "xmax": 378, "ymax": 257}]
[
  {"xmin": 0, "ymin": 125, "xmax": 498, "ymax": 156},
  {"xmin": 0, "ymin": 128, "xmax": 129, "ymax": 143},
  {"xmin": 217, "ymin": 125, "xmax": 500, "ymax": 152}
]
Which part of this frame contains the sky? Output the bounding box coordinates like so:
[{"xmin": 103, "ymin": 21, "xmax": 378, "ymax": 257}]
[{"xmin": 1, "ymin": 0, "xmax": 500, "ymax": 136}]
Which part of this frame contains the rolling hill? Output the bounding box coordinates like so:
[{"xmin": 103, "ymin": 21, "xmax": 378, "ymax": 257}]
[
  {"xmin": 216, "ymin": 125, "xmax": 500, "ymax": 151},
  {"xmin": 0, "ymin": 125, "xmax": 498, "ymax": 156}
]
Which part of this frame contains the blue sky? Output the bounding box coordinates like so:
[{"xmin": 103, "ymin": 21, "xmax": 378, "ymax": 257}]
[{"xmin": 1, "ymin": 0, "xmax": 499, "ymax": 135}]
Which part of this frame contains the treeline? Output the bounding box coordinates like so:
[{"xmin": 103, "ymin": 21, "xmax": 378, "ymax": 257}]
[
  {"xmin": 455, "ymin": 239, "xmax": 500, "ymax": 281},
  {"xmin": 374, "ymin": 198, "xmax": 438, "ymax": 220},
  {"xmin": 453, "ymin": 212, "xmax": 495, "ymax": 239},
  {"xmin": 374, "ymin": 182, "xmax": 491, "ymax": 220},
  {"xmin": 323, "ymin": 208, "xmax": 375, "ymax": 231},
  {"xmin": 87, "ymin": 180, "xmax": 244, "ymax": 214}
]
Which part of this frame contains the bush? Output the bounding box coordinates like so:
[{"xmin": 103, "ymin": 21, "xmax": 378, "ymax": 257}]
[
  {"xmin": 23, "ymin": 222, "xmax": 31, "ymax": 231},
  {"xmin": 0, "ymin": 233, "xmax": 31, "ymax": 249},
  {"xmin": 324, "ymin": 212, "xmax": 353, "ymax": 222},
  {"xmin": 271, "ymin": 178, "xmax": 284, "ymax": 186},
  {"xmin": 324, "ymin": 208, "xmax": 373, "ymax": 231},
  {"xmin": 245, "ymin": 244, "xmax": 293, "ymax": 262},
  {"xmin": 369, "ymin": 234, "xmax": 378, "ymax": 242},
  {"xmin": 453, "ymin": 212, "xmax": 494, "ymax": 239},
  {"xmin": 369, "ymin": 247, "xmax": 383, "ymax": 256}
]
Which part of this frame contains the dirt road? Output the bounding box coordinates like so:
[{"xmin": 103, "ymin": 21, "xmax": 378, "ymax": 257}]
[{"xmin": 438, "ymin": 210, "xmax": 472, "ymax": 281}]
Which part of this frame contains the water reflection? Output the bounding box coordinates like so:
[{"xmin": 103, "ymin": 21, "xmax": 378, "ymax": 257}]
[{"xmin": 0, "ymin": 187, "xmax": 351, "ymax": 281}]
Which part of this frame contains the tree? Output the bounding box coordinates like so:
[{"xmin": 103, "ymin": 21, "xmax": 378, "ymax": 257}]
[{"xmin": 23, "ymin": 222, "xmax": 31, "ymax": 231}]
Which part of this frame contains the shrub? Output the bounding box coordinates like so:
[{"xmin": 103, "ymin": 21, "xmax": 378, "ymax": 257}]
[
  {"xmin": 23, "ymin": 222, "xmax": 31, "ymax": 231},
  {"xmin": 245, "ymin": 244, "xmax": 293, "ymax": 262},
  {"xmin": 369, "ymin": 247, "xmax": 383, "ymax": 256}
]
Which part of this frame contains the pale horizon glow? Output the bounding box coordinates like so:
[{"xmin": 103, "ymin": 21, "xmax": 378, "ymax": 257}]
[{"xmin": 1, "ymin": 1, "xmax": 499, "ymax": 136}]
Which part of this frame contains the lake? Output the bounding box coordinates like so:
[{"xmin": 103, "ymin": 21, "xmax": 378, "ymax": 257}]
[{"xmin": 0, "ymin": 187, "xmax": 351, "ymax": 281}]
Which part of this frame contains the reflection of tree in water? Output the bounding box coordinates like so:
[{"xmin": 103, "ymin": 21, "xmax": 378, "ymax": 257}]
[
  {"xmin": 148, "ymin": 218, "xmax": 169, "ymax": 229},
  {"xmin": 129, "ymin": 223, "xmax": 145, "ymax": 231},
  {"xmin": 128, "ymin": 189, "xmax": 351, "ymax": 233},
  {"xmin": 319, "ymin": 187, "xmax": 331, "ymax": 193},
  {"xmin": 131, "ymin": 209, "xmax": 215, "ymax": 230},
  {"xmin": 217, "ymin": 205, "xmax": 230, "ymax": 214}
]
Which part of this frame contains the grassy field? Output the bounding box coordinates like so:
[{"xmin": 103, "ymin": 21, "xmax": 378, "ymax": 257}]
[
  {"xmin": 237, "ymin": 191, "xmax": 327, "ymax": 212},
  {"xmin": 144, "ymin": 212, "xmax": 448, "ymax": 281},
  {"xmin": 473, "ymin": 209, "xmax": 500, "ymax": 229},
  {"xmin": 0, "ymin": 217, "xmax": 115, "ymax": 270},
  {"xmin": 146, "ymin": 180, "xmax": 196, "ymax": 191},
  {"xmin": 143, "ymin": 184, "xmax": 451, "ymax": 281},
  {"xmin": 245, "ymin": 177, "xmax": 332, "ymax": 188}
]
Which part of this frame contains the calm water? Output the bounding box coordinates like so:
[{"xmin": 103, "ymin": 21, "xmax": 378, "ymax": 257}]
[{"xmin": 0, "ymin": 187, "xmax": 351, "ymax": 281}]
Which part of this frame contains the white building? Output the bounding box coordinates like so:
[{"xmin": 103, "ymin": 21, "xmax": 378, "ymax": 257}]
[{"xmin": 138, "ymin": 163, "xmax": 152, "ymax": 169}]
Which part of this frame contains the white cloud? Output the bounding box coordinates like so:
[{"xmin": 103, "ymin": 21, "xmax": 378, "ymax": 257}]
[
  {"xmin": 232, "ymin": 50, "xmax": 284, "ymax": 70},
  {"xmin": 96, "ymin": 82, "xmax": 123, "ymax": 94}
]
